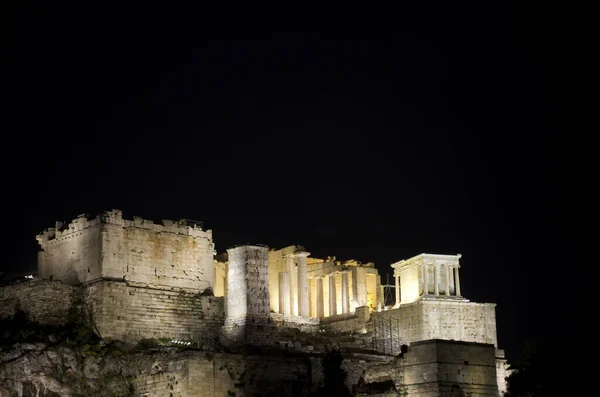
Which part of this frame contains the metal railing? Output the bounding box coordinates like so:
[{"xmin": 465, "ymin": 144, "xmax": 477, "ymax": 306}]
[{"xmin": 196, "ymin": 328, "xmax": 240, "ymax": 353}]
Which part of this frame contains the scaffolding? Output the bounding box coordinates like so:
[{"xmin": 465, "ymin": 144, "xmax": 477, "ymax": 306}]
[
  {"xmin": 381, "ymin": 273, "xmax": 396, "ymax": 307},
  {"xmin": 372, "ymin": 315, "xmax": 402, "ymax": 355}
]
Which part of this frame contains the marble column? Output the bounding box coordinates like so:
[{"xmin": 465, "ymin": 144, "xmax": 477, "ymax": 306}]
[
  {"xmin": 278, "ymin": 272, "xmax": 291, "ymax": 315},
  {"xmin": 285, "ymin": 255, "xmax": 297, "ymax": 315},
  {"xmin": 394, "ymin": 274, "xmax": 400, "ymax": 307},
  {"xmin": 341, "ymin": 271, "xmax": 349, "ymax": 314},
  {"xmin": 423, "ymin": 264, "xmax": 428, "ymax": 296},
  {"xmin": 295, "ymin": 252, "xmax": 310, "ymax": 317},
  {"xmin": 445, "ymin": 265, "xmax": 450, "ymax": 296},
  {"xmin": 329, "ymin": 274, "xmax": 337, "ymax": 316},
  {"xmin": 434, "ymin": 263, "xmax": 439, "ymax": 295},
  {"xmin": 454, "ymin": 266, "xmax": 461, "ymax": 297},
  {"xmin": 308, "ymin": 277, "xmax": 313, "ymax": 317},
  {"xmin": 316, "ymin": 276, "xmax": 324, "ymax": 318}
]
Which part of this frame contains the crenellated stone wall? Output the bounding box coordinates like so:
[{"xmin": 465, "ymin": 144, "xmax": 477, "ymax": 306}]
[
  {"xmin": 36, "ymin": 210, "xmax": 215, "ymax": 293},
  {"xmin": 36, "ymin": 214, "xmax": 103, "ymax": 285},
  {"xmin": 85, "ymin": 280, "xmax": 224, "ymax": 343}
]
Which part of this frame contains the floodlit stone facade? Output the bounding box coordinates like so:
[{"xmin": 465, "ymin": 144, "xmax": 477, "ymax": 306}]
[
  {"xmin": 36, "ymin": 210, "xmax": 215, "ymax": 292},
  {"xmin": 28, "ymin": 210, "xmax": 511, "ymax": 396}
]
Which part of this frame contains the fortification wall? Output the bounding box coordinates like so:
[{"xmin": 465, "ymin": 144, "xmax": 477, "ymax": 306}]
[
  {"xmin": 362, "ymin": 340, "xmax": 499, "ymax": 396},
  {"xmin": 419, "ymin": 299, "xmax": 497, "ymax": 347},
  {"xmin": 401, "ymin": 340, "xmax": 499, "ymax": 396},
  {"xmin": 134, "ymin": 351, "xmax": 390, "ymax": 396},
  {"xmin": 495, "ymin": 350, "xmax": 511, "ymax": 396},
  {"xmin": 371, "ymin": 298, "xmax": 497, "ymax": 355},
  {"xmin": 85, "ymin": 280, "xmax": 224, "ymax": 343},
  {"xmin": 37, "ymin": 210, "xmax": 215, "ymax": 292},
  {"xmin": 101, "ymin": 221, "xmax": 214, "ymax": 292},
  {"xmin": 222, "ymin": 245, "xmax": 271, "ymax": 343},
  {"xmin": 0, "ymin": 280, "xmax": 77, "ymax": 327},
  {"xmin": 36, "ymin": 215, "xmax": 103, "ymax": 284},
  {"xmin": 372, "ymin": 301, "xmax": 424, "ymax": 354}
]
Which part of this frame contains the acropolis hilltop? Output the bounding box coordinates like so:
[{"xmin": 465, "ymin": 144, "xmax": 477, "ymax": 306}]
[{"xmin": 0, "ymin": 209, "xmax": 511, "ymax": 396}]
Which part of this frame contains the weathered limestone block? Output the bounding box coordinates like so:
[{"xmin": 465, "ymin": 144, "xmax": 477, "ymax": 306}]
[
  {"xmin": 36, "ymin": 210, "xmax": 215, "ymax": 293},
  {"xmin": 0, "ymin": 280, "xmax": 77, "ymax": 327},
  {"xmin": 85, "ymin": 280, "xmax": 225, "ymax": 343},
  {"xmin": 223, "ymin": 245, "xmax": 271, "ymax": 343},
  {"xmin": 371, "ymin": 298, "xmax": 497, "ymax": 355},
  {"xmin": 361, "ymin": 340, "xmax": 500, "ymax": 397},
  {"xmin": 321, "ymin": 306, "xmax": 371, "ymax": 335}
]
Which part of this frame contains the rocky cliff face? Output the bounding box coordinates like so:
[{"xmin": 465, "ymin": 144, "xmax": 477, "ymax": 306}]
[
  {"xmin": 0, "ymin": 280, "xmax": 400, "ymax": 397},
  {"xmin": 0, "ymin": 280, "xmax": 138, "ymax": 396},
  {"xmin": 0, "ymin": 342, "xmax": 135, "ymax": 397},
  {"xmin": 0, "ymin": 280, "xmax": 77, "ymax": 328}
]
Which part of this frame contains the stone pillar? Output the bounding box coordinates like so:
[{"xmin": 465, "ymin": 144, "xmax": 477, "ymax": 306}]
[
  {"xmin": 445, "ymin": 265, "xmax": 450, "ymax": 296},
  {"xmin": 423, "ymin": 264, "xmax": 428, "ymax": 296},
  {"xmin": 434, "ymin": 263, "xmax": 439, "ymax": 295},
  {"xmin": 376, "ymin": 274, "xmax": 383, "ymax": 311},
  {"xmin": 223, "ymin": 245, "xmax": 270, "ymax": 343},
  {"xmin": 351, "ymin": 268, "xmax": 358, "ymax": 309},
  {"xmin": 294, "ymin": 252, "xmax": 310, "ymax": 317},
  {"xmin": 342, "ymin": 271, "xmax": 350, "ymax": 314},
  {"xmin": 329, "ymin": 274, "xmax": 337, "ymax": 316},
  {"xmin": 316, "ymin": 276, "xmax": 324, "ymax": 318},
  {"xmin": 394, "ymin": 274, "xmax": 400, "ymax": 307},
  {"xmin": 279, "ymin": 272, "xmax": 291, "ymax": 315},
  {"xmin": 454, "ymin": 266, "xmax": 461, "ymax": 296},
  {"xmin": 285, "ymin": 255, "xmax": 298, "ymax": 316},
  {"xmin": 308, "ymin": 277, "xmax": 313, "ymax": 317}
]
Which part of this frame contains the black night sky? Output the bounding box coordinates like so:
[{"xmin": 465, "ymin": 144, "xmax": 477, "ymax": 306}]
[{"xmin": 6, "ymin": 3, "xmax": 572, "ymax": 365}]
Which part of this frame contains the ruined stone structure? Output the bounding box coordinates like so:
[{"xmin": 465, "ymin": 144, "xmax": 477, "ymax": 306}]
[
  {"xmin": 36, "ymin": 210, "xmax": 215, "ymax": 292},
  {"xmin": 24, "ymin": 210, "xmax": 512, "ymax": 396}
]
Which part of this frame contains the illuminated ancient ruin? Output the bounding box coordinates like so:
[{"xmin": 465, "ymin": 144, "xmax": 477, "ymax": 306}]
[{"xmin": 25, "ymin": 209, "xmax": 511, "ymax": 395}]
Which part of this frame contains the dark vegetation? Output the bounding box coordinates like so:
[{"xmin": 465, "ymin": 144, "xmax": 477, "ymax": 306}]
[
  {"xmin": 505, "ymin": 339, "xmax": 588, "ymax": 397},
  {"xmin": 312, "ymin": 347, "xmax": 352, "ymax": 397}
]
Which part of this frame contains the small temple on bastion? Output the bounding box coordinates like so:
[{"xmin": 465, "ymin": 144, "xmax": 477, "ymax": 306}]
[{"xmin": 31, "ymin": 209, "xmax": 510, "ymax": 396}]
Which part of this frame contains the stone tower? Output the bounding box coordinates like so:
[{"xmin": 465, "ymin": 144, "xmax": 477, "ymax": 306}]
[{"xmin": 222, "ymin": 245, "xmax": 271, "ymax": 343}]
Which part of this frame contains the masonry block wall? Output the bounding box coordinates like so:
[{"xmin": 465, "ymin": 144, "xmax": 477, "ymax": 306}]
[
  {"xmin": 361, "ymin": 340, "xmax": 499, "ymax": 397},
  {"xmin": 37, "ymin": 210, "xmax": 215, "ymax": 293},
  {"xmin": 133, "ymin": 351, "xmax": 213, "ymax": 396},
  {"xmin": 85, "ymin": 280, "xmax": 224, "ymax": 343},
  {"xmin": 222, "ymin": 245, "xmax": 271, "ymax": 342},
  {"xmin": 0, "ymin": 280, "xmax": 77, "ymax": 327},
  {"xmin": 399, "ymin": 340, "xmax": 500, "ymax": 397},
  {"xmin": 321, "ymin": 306, "xmax": 371, "ymax": 334},
  {"xmin": 36, "ymin": 214, "xmax": 103, "ymax": 284},
  {"xmin": 133, "ymin": 351, "xmax": 384, "ymax": 397},
  {"xmin": 419, "ymin": 299, "xmax": 497, "ymax": 347},
  {"xmin": 372, "ymin": 299, "xmax": 497, "ymax": 355}
]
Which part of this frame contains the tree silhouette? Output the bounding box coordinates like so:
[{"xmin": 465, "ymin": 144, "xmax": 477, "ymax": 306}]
[{"xmin": 505, "ymin": 339, "xmax": 586, "ymax": 397}]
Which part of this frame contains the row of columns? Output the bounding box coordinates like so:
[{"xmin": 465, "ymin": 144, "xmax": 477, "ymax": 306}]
[
  {"xmin": 313, "ymin": 271, "xmax": 351, "ymax": 318},
  {"xmin": 278, "ymin": 252, "xmax": 310, "ymax": 317},
  {"xmin": 420, "ymin": 263, "xmax": 461, "ymax": 297},
  {"xmin": 393, "ymin": 264, "xmax": 462, "ymax": 306}
]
